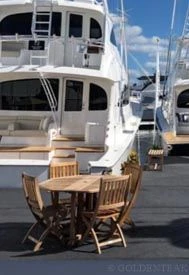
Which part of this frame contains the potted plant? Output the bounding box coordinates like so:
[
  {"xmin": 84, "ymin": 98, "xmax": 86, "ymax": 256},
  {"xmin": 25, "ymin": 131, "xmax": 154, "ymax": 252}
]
[{"xmin": 120, "ymin": 150, "xmax": 139, "ymax": 173}]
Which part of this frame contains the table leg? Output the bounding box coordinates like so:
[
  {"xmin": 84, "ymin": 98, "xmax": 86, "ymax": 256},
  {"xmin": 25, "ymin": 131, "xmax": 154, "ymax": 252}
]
[
  {"xmin": 77, "ymin": 193, "xmax": 85, "ymax": 236},
  {"xmin": 68, "ymin": 192, "xmax": 77, "ymax": 247},
  {"xmin": 86, "ymin": 193, "xmax": 97, "ymax": 211},
  {"xmin": 76, "ymin": 193, "xmax": 97, "ymax": 240},
  {"xmin": 51, "ymin": 191, "xmax": 59, "ymax": 207}
]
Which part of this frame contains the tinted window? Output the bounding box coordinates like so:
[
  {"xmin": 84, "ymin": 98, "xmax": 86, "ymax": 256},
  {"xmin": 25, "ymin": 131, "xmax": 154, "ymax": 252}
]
[
  {"xmin": 0, "ymin": 13, "xmax": 32, "ymax": 35},
  {"xmin": 0, "ymin": 79, "xmax": 59, "ymax": 111},
  {"xmin": 0, "ymin": 12, "xmax": 61, "ymax": 36},
  {"xmin": 65, "ymin": 80, "xmax": 83, "ymax": 111},
  {"xmin": 90, "ymin": 18, "xmax": 102, "ymax": 39},
  {"xmin": 51, "ymin": 12, "xmax": 61, "ymax": 36},
  {"xmin": 110, "ymin": 27, "xmax": 117, "ymax": 46},
  {"xmin": 177, "ymin": 90, "xmax": 189, "ymax": 108},
  {"xmin": 36, "ymin": 12, "xmax": 61, "ymax": 36},
  {"xmin": 69, "ymin": 14, "xmax": 83, "ymax": 37},
  {"xmin": 89, "ymin": 83, "xmax": 107, "ymax": 110}
]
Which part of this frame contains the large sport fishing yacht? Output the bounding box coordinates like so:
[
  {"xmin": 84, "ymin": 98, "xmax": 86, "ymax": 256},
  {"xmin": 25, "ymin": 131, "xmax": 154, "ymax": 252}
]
[
  {"xmin": 156, "ymin": 3, "xmax": 189, "ymax": 154},
  {"xmin": 0, "ymin": 0, "xmax": 142, "ymax": 186}
]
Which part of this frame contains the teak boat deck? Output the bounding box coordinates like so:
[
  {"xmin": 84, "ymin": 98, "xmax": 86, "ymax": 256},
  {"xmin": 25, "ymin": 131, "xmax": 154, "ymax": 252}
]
[{"xmin": 163, "ymin": 131, "xmax": 189, "ymax": 145}]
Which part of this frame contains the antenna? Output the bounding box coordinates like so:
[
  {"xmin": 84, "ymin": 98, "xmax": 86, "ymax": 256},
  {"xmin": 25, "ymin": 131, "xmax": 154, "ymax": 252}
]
[{"xmin": 120, "ymin": 0, "xmax": 127, "ymax": 71}]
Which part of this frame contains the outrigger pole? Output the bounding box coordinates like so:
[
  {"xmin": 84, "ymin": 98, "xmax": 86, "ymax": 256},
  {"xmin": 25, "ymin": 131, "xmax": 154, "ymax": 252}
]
[{"xmin": 153, "ymin": 38, "xmax": 160, "ymax": 146}]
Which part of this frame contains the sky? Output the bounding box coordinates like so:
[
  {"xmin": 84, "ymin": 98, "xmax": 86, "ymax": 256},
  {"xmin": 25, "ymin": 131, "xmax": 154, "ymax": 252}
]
[{"xmin": 109, "ymin": 0, "xmax": 189, "ymax": 84}]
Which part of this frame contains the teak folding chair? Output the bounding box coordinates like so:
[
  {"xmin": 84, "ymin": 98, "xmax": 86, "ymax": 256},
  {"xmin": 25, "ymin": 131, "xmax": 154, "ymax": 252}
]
[
  {"xmin": 49, "ymin": 161, "xmax": 79, "ymax": 206},
  {"xmin": 80, "ymin": 175, "xmax": 131, "ymax": 254},
  {"xmin": 22, "ymin": 173, "xmax": 68, "ymax": 252},
  {"xmin": 120, "ymin": 163, "xmax": 143, "ymax": 228}
]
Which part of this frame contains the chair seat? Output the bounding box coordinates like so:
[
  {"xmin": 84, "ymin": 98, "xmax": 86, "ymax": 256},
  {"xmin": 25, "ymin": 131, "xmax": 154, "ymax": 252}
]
[
  {"xmin": 83, "ymin": 208, "xmax": 120, "ymax": 219},
  {"xmin": 44, "ymin": 204, "xmax": 69, "ymax": 218},
  {"xmin": 57, "ymin": 198, "xmax": 72, "ymax": 206}
]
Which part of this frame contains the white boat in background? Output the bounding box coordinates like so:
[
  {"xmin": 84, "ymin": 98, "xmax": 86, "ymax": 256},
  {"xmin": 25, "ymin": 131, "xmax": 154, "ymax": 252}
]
[
  {"xmin": 0, "ymin": 0, "xmax": 142, "ymax": 186},
  {"xmin": 156, "ymin": 3, "xmax": 189, "ymax": 154},
  {"xmin": 132, "ymin": 75, "xmax": 165, "ymax": 124}
]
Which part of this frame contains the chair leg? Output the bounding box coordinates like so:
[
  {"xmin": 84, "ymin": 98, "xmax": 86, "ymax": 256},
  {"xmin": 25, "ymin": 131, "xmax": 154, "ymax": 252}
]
[
  {"xmin": 22, "ymin": 221, "xmax": 39, "ymax": 244},
  {"xmin": 33, "ymin": 225, "xmax": 52, "ymax": 252},
  {"xmin": 111, "ymin": 217, "xmax": 127, "ymax": 247},
  {"xmin": 91, "ymin": 227, "xmax": 101, "ymax": 254},
  {"xmin": 115, "ymin": 223, "xmax": 127, "ymax": 247},
  {"xmin": 79, "ymin": 216, "xmax": 93, "ymax": 245},
  {"xmin": 80, "ymin": 224, "xmax": 102, "ymax": 254},
  {"xmin": 33, "ymin": 241, "xmax": 43, "ymax": 252},
  {"xmin": 23, "ymin": 220, "xmax": 54, "ymax": 252}
]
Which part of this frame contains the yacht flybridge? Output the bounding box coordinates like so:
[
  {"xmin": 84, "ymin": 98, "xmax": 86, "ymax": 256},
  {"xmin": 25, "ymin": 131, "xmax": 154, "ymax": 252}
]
[{"xmin": 0, "ymin": 0, "xmax": 142, "ymax": 186}]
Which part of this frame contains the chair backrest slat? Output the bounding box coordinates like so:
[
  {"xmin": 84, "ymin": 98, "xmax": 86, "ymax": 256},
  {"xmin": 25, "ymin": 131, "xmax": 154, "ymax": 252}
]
[
  {"xmin": 121, "ymin": 163, "xmax": 142, "ymax": 193},
  {"xmin": 98, "ymin": 176, "xmax": 130, "ymax": 211},
  {"xmin": 50, "ymin": 161, "xmax": 79, "ymax": 178},
  {"xmin": 119, "ymin": 163, "xmax": 143, "ymax": 225},
  {"xmin": 22, "ymin": 173, "xmax": 44, "ymax": 219}
]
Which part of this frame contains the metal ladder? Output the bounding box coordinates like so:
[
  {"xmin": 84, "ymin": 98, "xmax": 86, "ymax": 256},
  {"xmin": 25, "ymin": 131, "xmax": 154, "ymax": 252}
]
[
  {"xmin": 39, "ymin": 72, "xmax": 58, "ymax": 131},
  {"xmin": 30, "ymin": 0, "xmax": 53, "ymax": 64}
]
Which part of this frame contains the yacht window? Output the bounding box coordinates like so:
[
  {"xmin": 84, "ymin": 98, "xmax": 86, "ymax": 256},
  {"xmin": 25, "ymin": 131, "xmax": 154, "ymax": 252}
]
[
  {"xmin": 0, "ymin": 13, "xmax": 32, "ymax": 35},
  {"xmin": 51, "ymin": 12, "xmax": 62, "ymax": 36},
  {"xmin": 0, "ymin": 79, "xmax": 59, "ymax": 111},
  {"xmin": 89, "ymin": 83, "xmax": 107, "ymax": 110},
  {"xmin": 69, "ymin": 14, "xmax": 83, "ymax": 37},
  {"xmin": 177, "ymin": 90, "xmax": 189, "ymax": 108},
  {"xmin": 110, "ymin": 27, "xmax": 117, "ymax": 46},
  {"xmin": 38, "ymin": 12, "xmax": 62, "ymax": 36},
  {"xmin": 65, "ymin": 80, "xmax": 83, "ymax": 111},
  {"xmin": 0, "ymin": 12, "xmax": 61, "ymax": 36},
  {"xmin": 90, "ymin": 18, "xmax": 102, "ymax": 39}
]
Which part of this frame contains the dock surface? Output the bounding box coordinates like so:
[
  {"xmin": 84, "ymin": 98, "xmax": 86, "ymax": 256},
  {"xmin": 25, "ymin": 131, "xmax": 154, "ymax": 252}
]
[{"xmin": 1, "ymin": 155, "xmax": 189, "ymax": 274}]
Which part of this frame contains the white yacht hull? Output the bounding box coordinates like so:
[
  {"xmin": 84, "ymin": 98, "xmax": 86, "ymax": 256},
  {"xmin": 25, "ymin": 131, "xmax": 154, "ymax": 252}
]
[{"xmin": 0, "ymin": 0, "xmax": 142, "ymax": 186}]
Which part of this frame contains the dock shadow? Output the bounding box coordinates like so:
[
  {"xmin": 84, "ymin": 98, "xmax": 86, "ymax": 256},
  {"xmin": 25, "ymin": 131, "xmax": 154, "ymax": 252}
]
[
  {"xmin": 164, "ymin": 156, "xmax": 189, "ymax": 165},
  {"xmin": 0, "ymin": 222, "xmax": 66, "ymax": 257},
  {"xmin": 125, "ymin": 218, "xmax": 189, "ymax": 250},
  {"xmin": 2, "ymin": 218, "xmax": 189, "ymax": 258}
]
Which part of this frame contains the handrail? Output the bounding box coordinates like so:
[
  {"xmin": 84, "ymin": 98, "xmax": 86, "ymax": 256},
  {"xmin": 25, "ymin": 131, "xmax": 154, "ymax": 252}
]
[{"xmin": 38, "ymin": 72, "xmax": 58, "ymax": 131}]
